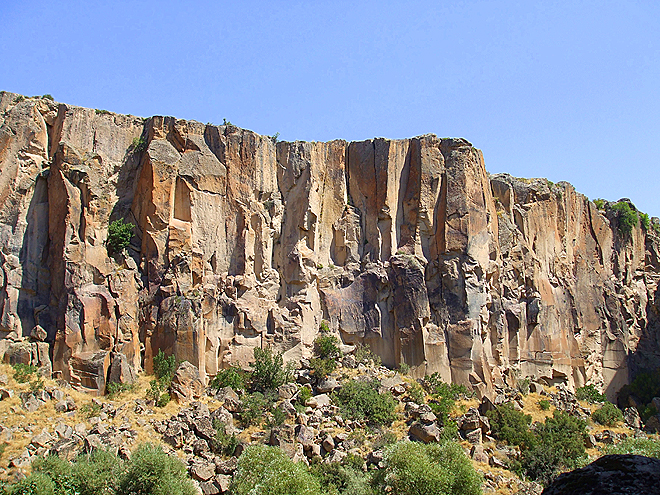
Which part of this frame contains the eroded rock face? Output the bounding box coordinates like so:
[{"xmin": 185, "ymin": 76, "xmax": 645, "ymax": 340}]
[{"xmin": 0, "ymin": 92, "xmax": 658, "ymax": 397}]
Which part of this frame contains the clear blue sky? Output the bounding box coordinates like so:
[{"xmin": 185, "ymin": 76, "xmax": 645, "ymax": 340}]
[{"xmin": 2, "ymin": 1, "xmax": 659, "ymax": 215}]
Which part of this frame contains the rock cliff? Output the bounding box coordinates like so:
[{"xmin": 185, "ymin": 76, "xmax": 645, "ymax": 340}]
[{"xmin": 1, "ymin": 92, "xmax": 658, "ymax": 398}]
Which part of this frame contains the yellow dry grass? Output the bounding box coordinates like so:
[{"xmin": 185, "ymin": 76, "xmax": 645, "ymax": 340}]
[{"xmin": 0, "ymin": 364, "xmax": 228, "ymax": 478}]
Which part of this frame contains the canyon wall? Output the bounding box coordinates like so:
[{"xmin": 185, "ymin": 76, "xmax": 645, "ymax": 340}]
[{"xmin": 1, "ymin": 92, "xmax": 658, "ymax": 398}]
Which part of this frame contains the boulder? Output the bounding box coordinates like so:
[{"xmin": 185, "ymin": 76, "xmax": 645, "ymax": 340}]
[
  {"xmin": 171, "ymin": 361, "xmax": 204, "ymax": 403},
  {"xmin": 542, "ymin": 455, "xmax": 660, "ymax": 495}
]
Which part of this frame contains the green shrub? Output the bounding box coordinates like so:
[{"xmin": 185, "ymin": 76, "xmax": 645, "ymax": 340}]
[
  {"xmin": 538, "ymin": 400, "xmax": 550, "ymax": 411},
  {"xmin": 95, "ymin": 109, "xmax": 111, "ymax": 115},
  {"xmin": 354, "ymin": 343, "xmax": 381, "ymax": 367},
  {"xmin": 515, "ymin": 411, "xmax": 588, "ymax": 486},
  {"xmin": 313, "ymin": 334, "xmax": 340, "ymax": 359},
  {"xmin": 618, "ymin": 368, "xmax": 660, "ymax": 418},
  {"xmin": 118, "ymin": 443, "xmax": 196, "ymax": 495},
  {"xmin": 376, "ymin": 441, "xmax": 482, "ymax": 495},
  {"xmin": 251, "ymin": 347, "xmax": 293, "ymax": 392},
  {"xmin": 606, "ymin": 437, "xmax": 660, "ymax": 457},
  {"xmin": 486, "ymin": 403, "xmax": 535, "ymax": 449},
  {"xmin": 593, "ymin": 198, "xmax": 605, "ymax": 210},
  {"xmin": 211, "ymin": 419, "xmax": 239, "ymax": 457},
  {"xmin": 42, "ymin": 94, "xmax": 54, "ymax": 101},
  {"xmin": 131, "ymin": 136, "xmax": 147, "ymax": 153},
  {"xmin": 591, "ymin": 402, "xmax": 623, "ymax": 426},
  {"xmin": 232, "ymin": 444, "xmax": 323, "ymax": 495},
  {"xmin": 12, "ymin": 363, "xmax": 38, "ymax": 383},
  {"xmin": 153, "ymin": 349, "xmax": 176, "ymax": 384},
  {"xmin": 406, "ymin": 381, "xmax": 426, "ymax": 405},
  {"xmin": 296, "ymin": 386, "xmax": 312, "ymax": 411},
  {"xmin": 310, "ymin": 357, "xmax": 336, "ymax": 379},
  {"xmin": 575, "ymin": 384, "xmax": 607, "ymax": 404},
  {"xmin": 333, "ymin": 380, "xmax": 396, "ymax": 426},
  {"xmin": 398, "ymin": 362, "xmax": 411, "ymax": 375},
  {"xmin": 80, "ymin": 401, "xmax": 102, "ymax": 419},
  {"xmin": 611, "ymin": 201, "xmax": 638, "ymax": 237},
  {"xmin": 310, "ymin": 461, "xmax": 373, "ymax": 495},
  {"xmin": 2, "ymin": 445, "xmax": 195, "ymax": 495},
  {"xmin": 424, "ymin": 376, "xmax": 470, "ymax": 427},
  {"xmin": 146, "ymin": 379, "xmax": 170, "ymax": 407},
  {"xmin": 106, "ymin": 219, "xmax": 134, "ymax": 254},
  {"xmin": 4, "ymin": 472, "xmax": 56, "ymax": 495},
  {"xmin": 106, "ymin": 381, "xmax": 136, "ymax": 398},
  {"xmin": 210, "ymin": 366, "xmax": 246, "ymax": 391},
  {"xmin": 641, "ymin": 212, "xmax": 650, "ymax": 230},
  {"xmin": 517, "ymin": 378, "xmax": 530, "ymax": 395},
  {"xmin": 239, "ymin": 392, "xmax": 272, "ymax": 427}
]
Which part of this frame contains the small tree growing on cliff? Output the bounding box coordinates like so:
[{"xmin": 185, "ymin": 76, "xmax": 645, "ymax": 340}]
[{"xmin": 107, "ymin": 218, "xmax": 134, "ymax": 254}]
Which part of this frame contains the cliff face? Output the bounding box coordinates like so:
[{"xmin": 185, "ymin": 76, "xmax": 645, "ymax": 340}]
[{"xmin": 1, "ymin": 93, "xmax": 658, "ymax": 398}]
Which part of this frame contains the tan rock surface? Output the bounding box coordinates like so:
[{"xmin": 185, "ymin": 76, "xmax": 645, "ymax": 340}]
[{"xmin": 0, "ymin": 92, "xmax": 658, "ymax": 399}]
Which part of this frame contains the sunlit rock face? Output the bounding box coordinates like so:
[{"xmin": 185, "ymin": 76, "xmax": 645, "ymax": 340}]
[{"xmin": 1, "ymin": 92, "xmax": 658, "ymax": 398}]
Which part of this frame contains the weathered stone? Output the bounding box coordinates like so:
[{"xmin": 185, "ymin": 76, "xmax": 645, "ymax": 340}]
[
  {"xmin": 171, "ymin": 361, "xmax": 204, "ymax": 403},
  {"xmin": 543, "ymin": 455, "xmax": 660, "ymax": 495},
  {"xmin": 623, "ymin": 407, "xmax": 641, "ymax": 429},
  {"xmin": 190, "ymin": 461, "xmax": 216, "ymax": 482},
  {"xmin": 307, "ymin": 394, "xmax": 331, "ymax": 408},
  {"xmin": 0, "ymin": 94, "xmax": 658, "ymax": 401},
  {"xmin": 316, "ymin": 377, "xmax": 339, "ymax": 394},
  {"xmin": 108, "ymin": 352, "xmax": 137, "ymax": 386},
  {"xmin": 409, "ymin": 421, "xmax": 441, "ymax": 443}
]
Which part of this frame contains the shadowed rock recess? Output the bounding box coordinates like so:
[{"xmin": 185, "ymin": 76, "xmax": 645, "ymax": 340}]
[{"xmin": 1, "ymin": 92, "xmax": 659, "ymax": 398}]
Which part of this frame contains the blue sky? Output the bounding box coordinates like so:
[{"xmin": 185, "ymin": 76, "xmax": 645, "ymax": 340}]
[{"xmin": 2, "ymin": 0, "xmax": 659, "ymax": 215}]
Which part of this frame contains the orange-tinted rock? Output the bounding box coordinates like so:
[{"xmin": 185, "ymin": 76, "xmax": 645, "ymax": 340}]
[{"xmin": 0, "ymin": 92, "xmax": 658, "ymax": 399}]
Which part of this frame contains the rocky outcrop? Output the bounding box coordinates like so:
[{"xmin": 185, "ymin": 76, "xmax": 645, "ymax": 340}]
[
  {"xmin": 1, "ymin": 92, "xmax": 659, "ymax": 398},
  {"xmin": 542, "ymin": 454, "xmax": 660, "ymax": 495}
]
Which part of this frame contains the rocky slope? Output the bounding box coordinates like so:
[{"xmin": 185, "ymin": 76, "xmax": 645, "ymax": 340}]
[{"xmin": 1, "ymin": 92, "xmax": 659, "ymax": 399}]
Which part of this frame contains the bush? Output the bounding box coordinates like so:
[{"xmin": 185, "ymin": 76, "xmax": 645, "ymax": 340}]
[
  {"xmin": 106, "ymin": 382, "xmax": 136, "ymax": 398},
  {"xmin": 486, "ymin": 403, "xmax": 535, "ymax": 449},
  {"xmin": 611, "ymin": 201, "xmax": 638, "ymax": 237},
  {"xmin": 515, "ymin": 411, "xmax": 588, "ymax": 486},
  {"xmin": 210, "ymin": 366, "xmax": 246, "ymax": 391},
  {"xmin": 593, "ymin": 198, "xmax": 605, "ymax": 210},
  {"xmin": 131, "ymin": 136, "xmax": 147, "ymax": 153},
  {"xmin": 517, "ymin": 377, "xmax": 530, "ymax": 395},
  {"xmin": 106, "ymin": 219, "xmax": 134, "ymax": 254},
  {"xmin": 2, "ymin": 445, "xmax": 195, "ymax": 495},
  {"xmin": 423, "ymin": 375, "xmax": 470, "ymax": 427},
  {"xmin": 296, "ymin": 386, "xmax": 312, "ymax": 411},
  {"xmin": 251, "ymin": 347, "xmax": 293, "ymax": 392},
  {"xmin": 592, "ymin": 402, "xmax": 623, "ymax": 426},
  {"xmin": 211, "ymin": 419, "xmax": 239, "ymax": 457},
  {"xmin": 333, "ymin": 380, "xmax": 396, "ymax": 426},
  {"xmin": 310, "ymin": 461, "xmax": 373, "ymax": 495},
  {"xmin": 376, "ymin": 441, "xmax": 482, "ymax": 495},
  {"xmin": 354, "ymin": 343, "xmax": 381, "ymax": 367},
  {"xmin": 12, "ymin": 363, "xmax": 38, "ymax": 383},
  {"xmin": 310, "ymin": 357, "xmax": 336, "ymax": 379},
  {"xmin": 314, "ymin": 333, "xmax": 340, "ymax": 359},
  {"xmin": 641, "ymin": 212, "xmax": 650, "ymax": 230},
  {"xmin": 538, "ymin": 400, "xmax": 550, "ymax": 411},
  {"xmin": 153, "ymin": 349, "xmax": 177, "ymax": 384},
  {"xmin": 232, "ymin": 444, "xmax": 323, "ymax": 495},
  {"xmin": 118, "ymin": 443, "xmax": 196, "ymax": 495},
  {"xmin": 146, "ymin": 379, "xmax": 170, "ymax": 407},
  {"xmin": 606, "ymin": 437, "xmax": 660, "ymax": 457},
  {"xmin": 239, "ymin": 392, "xmax": 272, "ymax": 427},
  {"xmin": 575, "ymin": 384, "xmax": 607, "ymax": 404},
  {"xmin": 618, "ymin": 368, "xmax": 660, "ymax": 407}
]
